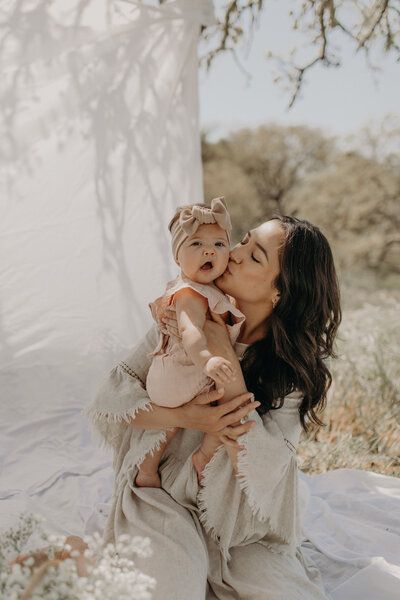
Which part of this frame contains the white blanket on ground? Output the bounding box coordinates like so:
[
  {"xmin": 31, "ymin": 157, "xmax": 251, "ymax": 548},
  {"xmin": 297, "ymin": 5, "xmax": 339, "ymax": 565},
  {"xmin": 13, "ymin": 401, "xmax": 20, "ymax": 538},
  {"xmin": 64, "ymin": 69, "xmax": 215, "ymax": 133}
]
[
  {"xmin": 1, "ymin": 391, "xmax": 399, "ymax": 599},
  {"xmin": 299, "ymin": 469, "xmax": 400, "ymax": 598}
]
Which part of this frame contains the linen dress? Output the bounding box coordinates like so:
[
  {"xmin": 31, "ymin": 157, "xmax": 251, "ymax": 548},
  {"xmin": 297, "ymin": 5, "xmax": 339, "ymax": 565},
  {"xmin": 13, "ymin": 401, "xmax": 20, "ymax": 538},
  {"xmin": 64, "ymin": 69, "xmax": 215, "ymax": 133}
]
[
  {"xmin": 146, "ymin": 273, "xmax": 246, "ymax": 407},
  {"xmin": 85, "ymin": 325, "xmax": 329, "ymax": 600}
]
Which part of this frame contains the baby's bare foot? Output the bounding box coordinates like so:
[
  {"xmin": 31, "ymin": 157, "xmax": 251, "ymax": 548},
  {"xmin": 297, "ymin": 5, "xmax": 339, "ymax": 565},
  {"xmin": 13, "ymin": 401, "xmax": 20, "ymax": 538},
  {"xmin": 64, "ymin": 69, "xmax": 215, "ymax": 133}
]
[
  {"xmin": 192, "ymin": 450, "xmax": 211, "ymax": 486},
  {"xmin": 135, "ymin": 470, "xmax": 161, "ymax": 488}
]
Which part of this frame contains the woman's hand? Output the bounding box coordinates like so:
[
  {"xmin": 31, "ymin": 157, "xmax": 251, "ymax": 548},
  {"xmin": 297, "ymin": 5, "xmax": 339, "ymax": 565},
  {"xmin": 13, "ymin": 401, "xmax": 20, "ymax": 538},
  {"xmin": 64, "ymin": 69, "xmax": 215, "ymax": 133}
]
[
  {"xmin": 178, "ymin": 387, "xmax": 260, "ymax": 443},
  {"xmin": 162, "ymin": 306, "xmax": 256, "ymax": 447}
]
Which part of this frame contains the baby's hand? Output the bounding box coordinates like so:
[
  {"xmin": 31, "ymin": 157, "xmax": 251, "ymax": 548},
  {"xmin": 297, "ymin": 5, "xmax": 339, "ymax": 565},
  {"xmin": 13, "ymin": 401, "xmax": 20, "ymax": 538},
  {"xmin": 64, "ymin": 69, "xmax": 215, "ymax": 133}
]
[{"xmin": 204, "ymin": 356, "xmax": 235, "ymax": 385}]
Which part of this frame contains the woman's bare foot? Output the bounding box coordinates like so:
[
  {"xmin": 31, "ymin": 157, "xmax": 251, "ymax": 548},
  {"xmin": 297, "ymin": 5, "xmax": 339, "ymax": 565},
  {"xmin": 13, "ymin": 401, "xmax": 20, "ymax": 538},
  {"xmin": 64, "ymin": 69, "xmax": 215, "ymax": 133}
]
[
  {"xmin": 192, "ymin": 449, "xmax": 212, "ymax": 486},
  {"xmin": 135, "ymin": 469, "xmax": 161, "ymax": 488}
]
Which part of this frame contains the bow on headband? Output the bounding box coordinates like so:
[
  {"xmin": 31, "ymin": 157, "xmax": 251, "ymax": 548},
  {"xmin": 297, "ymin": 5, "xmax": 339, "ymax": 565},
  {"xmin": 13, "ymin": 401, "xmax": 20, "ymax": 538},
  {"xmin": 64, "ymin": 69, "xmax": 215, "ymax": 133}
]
[
  {"xmin": 170, "ymin": 197, "xmax": 232, "ymax": 263},
  {"xmin": 179, "ymin": 197, "xmax": 232, "ymax": 237}
]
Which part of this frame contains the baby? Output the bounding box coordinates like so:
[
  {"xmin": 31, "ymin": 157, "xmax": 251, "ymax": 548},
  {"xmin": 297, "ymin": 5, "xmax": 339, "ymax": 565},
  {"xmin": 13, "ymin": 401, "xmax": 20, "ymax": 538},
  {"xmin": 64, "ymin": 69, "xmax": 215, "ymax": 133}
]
[{"xmin": 135, "ymin": 197, "xmax": 246, "ymax": 488}]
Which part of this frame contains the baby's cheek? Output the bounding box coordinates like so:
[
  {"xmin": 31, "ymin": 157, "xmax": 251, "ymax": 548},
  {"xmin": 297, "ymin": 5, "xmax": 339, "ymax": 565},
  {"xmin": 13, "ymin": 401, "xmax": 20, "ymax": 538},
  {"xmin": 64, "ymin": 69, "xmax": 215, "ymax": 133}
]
[{"xmin": 222, "ymin": 250, "xmax": 230, "ymax": 262}]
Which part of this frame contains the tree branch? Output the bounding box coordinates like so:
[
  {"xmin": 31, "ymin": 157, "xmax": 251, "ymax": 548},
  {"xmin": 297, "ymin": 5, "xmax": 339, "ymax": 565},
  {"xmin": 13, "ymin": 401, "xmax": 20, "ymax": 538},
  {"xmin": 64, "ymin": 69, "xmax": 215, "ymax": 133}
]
[{"xmin": 197, "ymin": 0, "xmax": 399, "ymax": 108}]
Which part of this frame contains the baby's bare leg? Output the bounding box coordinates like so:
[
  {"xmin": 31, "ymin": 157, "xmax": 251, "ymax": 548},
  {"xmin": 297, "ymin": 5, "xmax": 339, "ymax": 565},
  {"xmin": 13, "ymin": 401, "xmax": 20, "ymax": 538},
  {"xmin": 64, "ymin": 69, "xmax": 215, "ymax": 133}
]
[
  {"xmin": 192, "ymin": 433, "xmax": 222, "ymax": 485},
  {"xmin": 135, "ymin": 428, "xmax": 178, "ymax": 488}
]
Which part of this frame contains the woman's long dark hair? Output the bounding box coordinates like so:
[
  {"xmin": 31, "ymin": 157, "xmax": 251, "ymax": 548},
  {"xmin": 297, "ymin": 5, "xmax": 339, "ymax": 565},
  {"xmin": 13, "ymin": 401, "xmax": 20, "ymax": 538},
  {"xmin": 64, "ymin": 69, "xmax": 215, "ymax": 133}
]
[{"xmin": 241, "ymin": 215, "xmax": 342, "ymax": 432}]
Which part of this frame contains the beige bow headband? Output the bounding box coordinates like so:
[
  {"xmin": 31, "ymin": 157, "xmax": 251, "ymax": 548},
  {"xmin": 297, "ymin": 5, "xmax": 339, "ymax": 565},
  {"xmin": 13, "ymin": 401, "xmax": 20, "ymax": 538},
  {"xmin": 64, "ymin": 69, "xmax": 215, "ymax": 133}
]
[{"xmin": 170, "ymin": 197, "xmax": 232, "ymax": 263}]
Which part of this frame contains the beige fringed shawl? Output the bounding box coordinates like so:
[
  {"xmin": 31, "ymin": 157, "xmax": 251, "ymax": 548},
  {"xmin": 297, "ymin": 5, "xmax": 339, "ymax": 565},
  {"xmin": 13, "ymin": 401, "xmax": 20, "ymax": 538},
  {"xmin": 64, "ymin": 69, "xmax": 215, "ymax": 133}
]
[{"xmin": 84, "ymin": 325, "xmax": 305, "ymax": 563}]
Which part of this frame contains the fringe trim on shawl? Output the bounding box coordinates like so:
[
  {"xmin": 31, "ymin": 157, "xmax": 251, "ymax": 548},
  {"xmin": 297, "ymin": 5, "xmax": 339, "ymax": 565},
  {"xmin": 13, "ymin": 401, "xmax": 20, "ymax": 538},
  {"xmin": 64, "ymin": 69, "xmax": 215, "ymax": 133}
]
[
  {"xmin": 196, "ymin": 445, "xmax": 233, "ymax": 562},
  {"xmin": 135, "ymin": 430, "xmax": 169, "ymax": 469},
  {"xmin": 196, "ymin": 436, "xmax": 298, "ymax": 561},
  {"xmin": 235, "ymin": 430, "xmax": 297, "ymax": 548},
  {"xmin": 82, "ymin": 387, "xmax": 154, "ymax": 451},
  {"xmin": 81, "ymin": 401, "xmax": 155, "ymax": 450},
  {"xmin": 116, "ymin": 429, "xmax": 169, "ymax": 496}
]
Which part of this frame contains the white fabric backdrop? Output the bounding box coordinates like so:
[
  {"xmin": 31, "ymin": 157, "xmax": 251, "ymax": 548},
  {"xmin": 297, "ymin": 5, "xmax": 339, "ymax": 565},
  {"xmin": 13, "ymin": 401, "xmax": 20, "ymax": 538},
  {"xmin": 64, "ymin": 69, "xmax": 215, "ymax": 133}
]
[
  {"xmin": 0, "ymin": 0, "xmax": 214, "ymax": 393},
  {"xmin": 1, "ymin": 2, "xmax": 399, "ymax": 599}
]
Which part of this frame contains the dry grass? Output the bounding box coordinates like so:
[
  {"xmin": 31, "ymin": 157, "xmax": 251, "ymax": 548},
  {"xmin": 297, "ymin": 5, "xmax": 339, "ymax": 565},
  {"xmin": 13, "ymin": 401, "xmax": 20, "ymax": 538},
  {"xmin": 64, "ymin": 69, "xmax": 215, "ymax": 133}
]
[{"xmin": 298, "ymin": 290, "xmax": 400, "ymax": 477}]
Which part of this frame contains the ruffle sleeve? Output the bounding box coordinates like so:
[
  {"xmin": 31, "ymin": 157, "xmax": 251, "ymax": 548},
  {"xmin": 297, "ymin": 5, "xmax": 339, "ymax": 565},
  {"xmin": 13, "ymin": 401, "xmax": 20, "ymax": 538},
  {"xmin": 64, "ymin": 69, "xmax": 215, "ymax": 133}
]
[
  {"xmin": 149, "ymin": 274, "xmax": 246, "ymax": 356},
  {"xmin": 164, "ymin": 392, "xmax": 304, "ymax": 562}
]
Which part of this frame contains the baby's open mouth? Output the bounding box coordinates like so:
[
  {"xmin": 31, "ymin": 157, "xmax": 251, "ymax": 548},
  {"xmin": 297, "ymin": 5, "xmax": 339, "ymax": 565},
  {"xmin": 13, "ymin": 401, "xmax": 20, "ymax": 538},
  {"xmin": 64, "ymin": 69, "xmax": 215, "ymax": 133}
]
[{"xmin": 200, "ymin": 261, "xmax": 213, "ymax": 271}]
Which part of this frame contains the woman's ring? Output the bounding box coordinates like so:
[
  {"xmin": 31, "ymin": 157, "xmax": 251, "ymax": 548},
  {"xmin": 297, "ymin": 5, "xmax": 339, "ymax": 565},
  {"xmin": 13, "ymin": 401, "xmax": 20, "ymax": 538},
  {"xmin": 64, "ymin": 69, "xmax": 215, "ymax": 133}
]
[{"xmin": 240, "ymin": 415, "xmax": 248, "ymax": 424}]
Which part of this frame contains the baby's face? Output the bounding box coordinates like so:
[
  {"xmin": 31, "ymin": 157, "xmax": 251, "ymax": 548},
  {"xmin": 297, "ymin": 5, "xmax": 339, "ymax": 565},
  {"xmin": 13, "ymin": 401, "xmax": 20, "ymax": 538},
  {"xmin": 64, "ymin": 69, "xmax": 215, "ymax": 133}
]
[{"xmin": 177, "ymin": 223, "xmax": 230, "ymax": 284}]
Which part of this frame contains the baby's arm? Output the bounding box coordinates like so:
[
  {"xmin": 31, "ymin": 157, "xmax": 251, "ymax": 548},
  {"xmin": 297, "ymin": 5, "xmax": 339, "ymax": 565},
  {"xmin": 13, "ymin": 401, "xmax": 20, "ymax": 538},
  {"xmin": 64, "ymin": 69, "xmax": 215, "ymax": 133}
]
[{"xmin": 174, "ymin": 288, "xmax": 234, "ymax": 386}]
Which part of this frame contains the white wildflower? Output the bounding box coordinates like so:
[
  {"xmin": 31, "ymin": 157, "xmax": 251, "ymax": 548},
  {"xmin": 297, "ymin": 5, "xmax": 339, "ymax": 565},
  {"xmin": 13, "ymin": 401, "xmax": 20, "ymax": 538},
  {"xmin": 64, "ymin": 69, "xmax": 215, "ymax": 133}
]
[{"xmin": 0, "ymin": 512, "xmax": 156, "ymax": 599}]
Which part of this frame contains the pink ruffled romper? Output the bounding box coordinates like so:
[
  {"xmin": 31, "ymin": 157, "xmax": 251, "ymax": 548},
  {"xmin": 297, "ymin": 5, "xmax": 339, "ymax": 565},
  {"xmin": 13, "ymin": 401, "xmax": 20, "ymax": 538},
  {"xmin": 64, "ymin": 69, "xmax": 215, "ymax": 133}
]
[{"xmin": 146, "ymin": 274, "xmax": 246, "ymax": 408}]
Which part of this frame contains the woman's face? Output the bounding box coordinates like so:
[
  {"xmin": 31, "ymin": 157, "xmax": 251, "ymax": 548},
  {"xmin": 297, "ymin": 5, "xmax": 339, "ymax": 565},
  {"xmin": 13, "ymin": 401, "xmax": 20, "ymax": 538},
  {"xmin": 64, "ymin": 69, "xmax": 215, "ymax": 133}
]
[{"xmin": 215, "ymin": 219, "xmax": 285, "ymax": 308}]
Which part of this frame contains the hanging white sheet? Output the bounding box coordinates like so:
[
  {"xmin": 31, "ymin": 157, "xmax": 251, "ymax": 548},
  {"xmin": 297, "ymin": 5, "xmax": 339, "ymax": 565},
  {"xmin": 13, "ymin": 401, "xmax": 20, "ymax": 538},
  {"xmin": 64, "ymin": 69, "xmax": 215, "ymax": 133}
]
[{"xmin": 0, "ymin": 0, "xmax": 214, "ymax": 398}]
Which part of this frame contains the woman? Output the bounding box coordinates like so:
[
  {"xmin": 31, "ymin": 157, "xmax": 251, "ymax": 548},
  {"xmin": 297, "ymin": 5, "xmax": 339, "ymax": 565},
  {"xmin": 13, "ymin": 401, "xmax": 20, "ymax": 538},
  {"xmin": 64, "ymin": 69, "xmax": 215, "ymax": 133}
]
[{"xmin": 85, "ymin": 215, "xmax": 341, "ymax": 600}]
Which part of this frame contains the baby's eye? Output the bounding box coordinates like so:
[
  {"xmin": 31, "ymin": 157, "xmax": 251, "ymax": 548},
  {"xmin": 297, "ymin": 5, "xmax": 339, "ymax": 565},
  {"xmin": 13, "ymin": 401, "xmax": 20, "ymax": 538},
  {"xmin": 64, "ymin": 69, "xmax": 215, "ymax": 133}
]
[
  {"xmin": 191, "ymin": 241, "xmax": 201, "ymax": 246},
  {"xmin": 240, "ymin": 234, "xmax": 249, "ymax": 245},
  {"xmin": 215, "ymin": 242, "xmax": 226, "ymax": 247}
]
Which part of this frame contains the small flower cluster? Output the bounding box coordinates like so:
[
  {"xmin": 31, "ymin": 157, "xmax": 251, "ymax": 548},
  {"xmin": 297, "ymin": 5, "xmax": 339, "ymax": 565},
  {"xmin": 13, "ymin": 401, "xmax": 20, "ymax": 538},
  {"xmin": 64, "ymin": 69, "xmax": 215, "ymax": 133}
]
[{"xmin": 0, "ymin": 512, "xmax": 156, "ymax": 600}]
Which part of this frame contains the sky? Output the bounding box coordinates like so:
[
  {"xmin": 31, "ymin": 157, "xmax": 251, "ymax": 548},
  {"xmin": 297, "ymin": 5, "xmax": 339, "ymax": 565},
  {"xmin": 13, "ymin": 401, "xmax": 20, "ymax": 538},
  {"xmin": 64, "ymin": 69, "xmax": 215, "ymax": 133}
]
[{"xmin": 198, "ymin": 1, "xmax": 400, "ymax": 141}]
